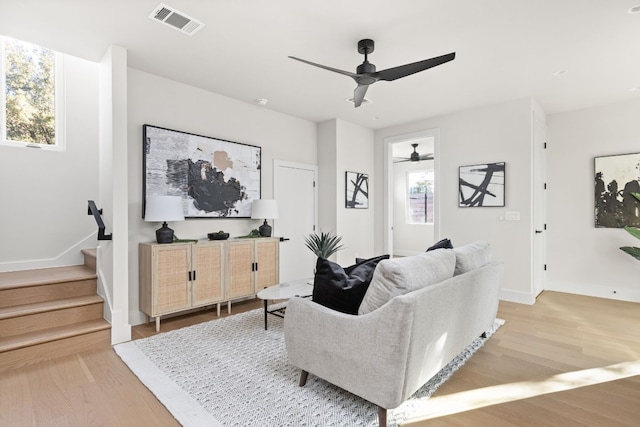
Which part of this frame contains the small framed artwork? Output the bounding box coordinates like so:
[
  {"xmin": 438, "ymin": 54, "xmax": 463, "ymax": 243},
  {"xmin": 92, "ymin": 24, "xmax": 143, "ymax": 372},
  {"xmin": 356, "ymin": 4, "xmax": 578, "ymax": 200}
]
[
  {"xmin": 459, "ymin": 162, "xmax": 505, "ymax": 207},
  {"xmin": 595, "ymin": 152, "xmax": 640, "ymax": 228},
  {"xmin": 345, "ymin": 171, "xmax": 369, "ymax": 209}
]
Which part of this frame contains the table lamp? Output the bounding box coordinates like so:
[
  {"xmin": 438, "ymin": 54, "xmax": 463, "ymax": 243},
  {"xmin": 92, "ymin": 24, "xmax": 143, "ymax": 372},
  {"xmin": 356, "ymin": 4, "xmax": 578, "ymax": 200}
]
[
  {"xmin": 145, "ymin": 195, "xmax": 185, "ymax": 243},
  {"xmin": 251, "ymin": 199, "xmax": 279, "ymax": 237}
]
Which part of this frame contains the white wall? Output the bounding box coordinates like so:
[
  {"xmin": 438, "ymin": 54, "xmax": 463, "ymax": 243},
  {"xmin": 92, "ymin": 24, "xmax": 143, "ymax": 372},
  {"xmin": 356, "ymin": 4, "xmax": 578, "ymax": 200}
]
[
  {"xmin": 393, "ymin": 159, "xmax": 435, "ymax": 256},
  {"xmin": 335, "ymin": 119, "xmax": 375, "ymax": 265},
  {"xmin": 375, "ymin": 98, "xmax": 536, "ymax": 303},
  {"xmin": 546, "ymin": 98, "xmax": 640, "ymax": 302},
  {"xmin": 317, "ymin": 119, "xmax": 375, "ymax": 265},
  {"xmin": 0, "ymin": 55, "xmax": 99, "ymax": 271},
  {"xmin": 127, "ymin": 69, "xmax": 317, "ymax": 324}
]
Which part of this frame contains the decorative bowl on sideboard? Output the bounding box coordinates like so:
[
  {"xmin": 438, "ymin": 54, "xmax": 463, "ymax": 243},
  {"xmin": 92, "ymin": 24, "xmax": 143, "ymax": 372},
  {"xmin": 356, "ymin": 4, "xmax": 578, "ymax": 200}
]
[{"xmin": 208, "ymin": 232, "xmax": 230, "ymax": 240}]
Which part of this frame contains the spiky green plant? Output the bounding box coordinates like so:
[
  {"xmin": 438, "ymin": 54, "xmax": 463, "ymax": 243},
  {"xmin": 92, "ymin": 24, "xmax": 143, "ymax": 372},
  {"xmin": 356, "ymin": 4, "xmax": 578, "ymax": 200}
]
[
  {"xmin": 620, "ymin": 192, "xmax": 640, "ymax": 261},
  {"xmin": 304, "ymin": 231, "xmax": 344, "ymax": 259}
]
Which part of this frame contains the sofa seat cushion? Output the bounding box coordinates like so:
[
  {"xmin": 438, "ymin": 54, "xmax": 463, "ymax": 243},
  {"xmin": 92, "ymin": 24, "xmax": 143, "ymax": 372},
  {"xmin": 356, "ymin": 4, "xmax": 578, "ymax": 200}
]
[
  {"xmin": 452, "ymin": 241, "xmax": 491, "ymax": 275},
  {"xmin": 358, "ymin": 250, "xmax": 456, "ymax": 315},
  {"xmin": 312, "ymin": 255, "xmax": 390, "ymax": 314}
]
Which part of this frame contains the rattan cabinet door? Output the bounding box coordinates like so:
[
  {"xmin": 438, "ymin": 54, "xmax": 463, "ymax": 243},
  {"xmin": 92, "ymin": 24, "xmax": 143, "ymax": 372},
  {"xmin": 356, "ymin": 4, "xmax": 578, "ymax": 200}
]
[
  {"xmin": 255, "ymin": 239, "xmax": 279, "ymax": 291},
  {"xmin": 192, "ymin": 241, "xmax": 224, "ymax": 305},
  {"xmin": 153, "ymin": 244, "xmax": 191, "ymax": 315},
  {"xmin": 226, "ymin": 240, "xmax": 254, "ymax": 299}
]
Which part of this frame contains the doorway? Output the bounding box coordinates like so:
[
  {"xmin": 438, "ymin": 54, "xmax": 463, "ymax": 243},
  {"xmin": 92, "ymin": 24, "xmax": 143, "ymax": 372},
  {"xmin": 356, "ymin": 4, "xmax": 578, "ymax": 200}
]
[{"xmin": 384, "ymin": 129, "xmax": 440, "ymax": 257}]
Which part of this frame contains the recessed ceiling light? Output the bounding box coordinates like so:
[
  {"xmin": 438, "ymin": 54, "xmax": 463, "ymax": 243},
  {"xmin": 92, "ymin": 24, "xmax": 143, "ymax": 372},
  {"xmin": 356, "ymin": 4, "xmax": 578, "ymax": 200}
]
[
  {"xmin": 553, "ymin": 69, "xmax": 569, "ymax": 76},
  {"xmin": 631, "ymin": 87, "xmax": 639, "ymax": 92},
  {"xmin": 256, "ymin": 98, "xmax": 268, "ymax": 106},
  {"xmin": 628, "ymin": 4, "xmax": 640, "ymax": 13}
]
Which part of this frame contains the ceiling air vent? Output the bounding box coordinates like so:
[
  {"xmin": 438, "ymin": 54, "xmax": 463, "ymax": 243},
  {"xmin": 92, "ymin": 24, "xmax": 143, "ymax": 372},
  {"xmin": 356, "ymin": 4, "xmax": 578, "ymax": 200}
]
[{"xmin": 149, "ymin": 3, "xmax": 205, "ymax": 36}]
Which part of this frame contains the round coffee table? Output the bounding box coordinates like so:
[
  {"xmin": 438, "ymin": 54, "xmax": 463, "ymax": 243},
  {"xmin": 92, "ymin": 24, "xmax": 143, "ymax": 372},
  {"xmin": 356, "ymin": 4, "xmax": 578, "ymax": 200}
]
[{"xmin": 257, "ymin": 278, "xmax": 313, "ymax": 330}]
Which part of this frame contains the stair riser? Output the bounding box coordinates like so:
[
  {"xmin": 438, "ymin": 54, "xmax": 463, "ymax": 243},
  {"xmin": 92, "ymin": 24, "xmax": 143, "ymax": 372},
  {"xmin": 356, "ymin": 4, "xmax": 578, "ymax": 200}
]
[
  {"xmin": 0, "ymin": 303, "xmax": 104, "ymax": 339},
  {"xmin": 0, "ymin": 279, "xmax": 97, "ymax": 308},
  {"xmin": 0, "ymin": 329, "xmax": 111, "ymax": 373}
]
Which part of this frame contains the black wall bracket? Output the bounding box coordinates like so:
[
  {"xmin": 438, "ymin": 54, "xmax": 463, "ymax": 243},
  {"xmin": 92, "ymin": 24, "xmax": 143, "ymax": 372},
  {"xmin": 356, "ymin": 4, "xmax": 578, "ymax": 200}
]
[{"xmin": 87, "ymin": 200, "xmax": 113, "ymax": 240}]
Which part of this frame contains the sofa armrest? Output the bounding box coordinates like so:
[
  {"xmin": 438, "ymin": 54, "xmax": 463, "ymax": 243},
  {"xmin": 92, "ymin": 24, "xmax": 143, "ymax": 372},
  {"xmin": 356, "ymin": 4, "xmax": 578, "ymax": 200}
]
[{"xmin": 284, "ymin": 296, "xmax": 414, "ymax": 409}]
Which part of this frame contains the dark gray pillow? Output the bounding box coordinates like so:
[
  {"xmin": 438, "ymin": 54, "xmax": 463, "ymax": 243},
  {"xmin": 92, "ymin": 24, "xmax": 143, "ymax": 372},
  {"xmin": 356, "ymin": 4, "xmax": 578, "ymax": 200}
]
[
  {"xmin": 312, "ymin": 255, "xmax": 390, "ymax": 314},
  {"xmin": 427, "ymin": 238, "xmax": 453, "ymax": 251}
]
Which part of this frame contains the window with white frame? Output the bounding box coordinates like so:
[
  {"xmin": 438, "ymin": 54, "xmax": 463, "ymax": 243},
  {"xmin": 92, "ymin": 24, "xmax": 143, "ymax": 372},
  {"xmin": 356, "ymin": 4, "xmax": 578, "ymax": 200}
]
[
  {"xmin": 0, "ymin": 36, "xmax": 64, "ymax": 149},
  {"xmin": 407, "ymin": 170, "xmax": 434, "ymax": 224}
]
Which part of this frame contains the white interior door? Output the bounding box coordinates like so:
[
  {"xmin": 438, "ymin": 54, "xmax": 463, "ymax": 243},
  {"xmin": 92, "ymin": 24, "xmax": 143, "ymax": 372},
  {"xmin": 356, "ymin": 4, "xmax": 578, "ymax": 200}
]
[
  {"xmin": 532, "ymin": 113, "xmax": 547, "ymax": 298},
  {"xmin": 273, "ymin": 160, "xmax": 318, "ymax": 282}
]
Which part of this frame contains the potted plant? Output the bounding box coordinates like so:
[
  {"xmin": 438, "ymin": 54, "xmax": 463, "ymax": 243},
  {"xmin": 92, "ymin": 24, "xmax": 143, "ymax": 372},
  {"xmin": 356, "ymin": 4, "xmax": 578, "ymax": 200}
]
[
  {"xmin": 620, "ymin": 192, "xmax": 640, "ymax": 261},
  {"xmin": 304, "ymin": 231, "xmax": 344, "ymax": 259}
]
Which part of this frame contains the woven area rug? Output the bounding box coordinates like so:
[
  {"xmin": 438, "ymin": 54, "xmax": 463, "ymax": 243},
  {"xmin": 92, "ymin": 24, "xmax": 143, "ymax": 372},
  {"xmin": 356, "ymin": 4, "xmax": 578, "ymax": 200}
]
[{"xmin": 115, "ymin": 307, "xmax": 504, "ymax": 427}]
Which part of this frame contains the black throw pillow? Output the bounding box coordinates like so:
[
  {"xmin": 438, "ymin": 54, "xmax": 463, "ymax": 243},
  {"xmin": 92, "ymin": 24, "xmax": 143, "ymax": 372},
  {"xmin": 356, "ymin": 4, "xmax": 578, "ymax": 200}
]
[
  {"xmin": 426, "ymin": 238, "xmax": 453, "ymax": 252},
  {"xmin": 312, "ymin": 254, "xmax": 390, "ymax": 314}
]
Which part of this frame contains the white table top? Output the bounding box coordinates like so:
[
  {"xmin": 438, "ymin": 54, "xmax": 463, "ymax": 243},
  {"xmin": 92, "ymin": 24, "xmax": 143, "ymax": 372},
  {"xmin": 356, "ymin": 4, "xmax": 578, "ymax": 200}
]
[{"xmin": 256, "ymin": 278, "xmax": 314, "ymax": 300}]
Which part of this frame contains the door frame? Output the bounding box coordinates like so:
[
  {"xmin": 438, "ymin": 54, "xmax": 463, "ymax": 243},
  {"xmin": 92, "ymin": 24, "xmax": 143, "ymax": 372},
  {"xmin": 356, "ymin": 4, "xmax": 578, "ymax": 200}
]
[{"xmin": 383, "ymin": 128, "xmax": 441, "ymax": 256}]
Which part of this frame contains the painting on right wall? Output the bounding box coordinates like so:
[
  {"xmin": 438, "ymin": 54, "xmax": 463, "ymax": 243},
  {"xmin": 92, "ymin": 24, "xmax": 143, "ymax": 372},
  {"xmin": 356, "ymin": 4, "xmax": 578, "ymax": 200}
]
[{"xmin": 594, "ymin": 152, "xmax": 640, "ymax": 228}]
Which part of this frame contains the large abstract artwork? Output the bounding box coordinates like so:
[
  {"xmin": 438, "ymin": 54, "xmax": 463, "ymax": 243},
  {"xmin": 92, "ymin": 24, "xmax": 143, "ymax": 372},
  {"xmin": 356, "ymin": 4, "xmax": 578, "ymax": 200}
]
[
  {"xmin": 595, "ymin": 152, "xmax": 640, "ymax": 228},
  {"xmin": 458, "ymin": 162, "xmax": 505, "ymax": 207},
  {"xmin": 143, "ymin": 125, "xmax": 261, "ymax": 218},
  {"xmin": 345, "ymin": 171, "xmax": 369, "ymax": 209}
]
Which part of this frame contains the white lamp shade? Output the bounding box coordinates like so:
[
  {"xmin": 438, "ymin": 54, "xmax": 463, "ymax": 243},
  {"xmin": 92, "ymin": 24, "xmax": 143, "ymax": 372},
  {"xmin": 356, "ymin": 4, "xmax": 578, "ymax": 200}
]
[
  {"xmin": 251, "ymin": 199, "xmax": 279, "ymax": 219},
  {"xmin": 145, "ymin": 195, "xmax": 185, "ymax": 222}
]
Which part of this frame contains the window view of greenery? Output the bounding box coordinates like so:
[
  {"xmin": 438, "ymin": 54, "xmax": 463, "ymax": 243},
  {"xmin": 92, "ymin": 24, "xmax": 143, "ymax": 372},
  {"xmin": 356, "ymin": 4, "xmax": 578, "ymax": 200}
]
[
  {"xmin": 3, "ymin": 37, "xmax": 56, "ymax": 145},
  {"xmin": 407, "ymin": 170, "xmax": 434, "ymax": 224}
]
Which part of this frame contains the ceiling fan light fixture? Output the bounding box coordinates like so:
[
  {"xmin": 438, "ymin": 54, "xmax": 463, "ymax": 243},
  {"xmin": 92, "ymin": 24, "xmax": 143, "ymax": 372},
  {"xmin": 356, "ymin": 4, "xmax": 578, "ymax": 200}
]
[{"xmin": 346, "ymin": 97, "xmax": 373, "ymax": 106}]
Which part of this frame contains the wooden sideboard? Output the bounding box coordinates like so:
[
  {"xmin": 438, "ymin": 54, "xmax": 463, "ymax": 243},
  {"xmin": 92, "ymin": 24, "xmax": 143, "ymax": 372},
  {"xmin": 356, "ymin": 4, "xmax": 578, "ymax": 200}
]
[{"xmin": 139, "ymin": 237, "xmax": 279, "ymax": 331}]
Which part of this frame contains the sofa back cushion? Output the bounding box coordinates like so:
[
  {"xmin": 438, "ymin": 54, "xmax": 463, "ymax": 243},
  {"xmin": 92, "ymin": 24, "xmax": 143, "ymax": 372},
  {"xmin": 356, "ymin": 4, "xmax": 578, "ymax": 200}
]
[
  {"xmin": 452, "ymin": 241, "xmax": 492, "ymax": 275},
  {"xmin": 313, "ymin": 255, "xmax": 390, "ymax": 314},
  {"xmin": 358, "ymin": 250, "xmax": 456, "ymax": 315}
]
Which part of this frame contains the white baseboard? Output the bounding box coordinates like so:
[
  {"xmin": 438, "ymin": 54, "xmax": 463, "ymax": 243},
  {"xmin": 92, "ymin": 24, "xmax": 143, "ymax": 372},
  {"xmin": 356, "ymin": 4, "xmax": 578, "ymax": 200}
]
[
  {"xmin": 393, "ymin": 249, "xmax": 424, "ymax": 257},
  {"xmin": 499, "ymin": 288, "xmax": 536, "ymax": 305},
  {"xmin": 0, "ymin": 232, "xmax": 98, "ymax": 272},
  {"xmin": 546, "ymin": 280, "xmax": 640, "ymax": 303}
]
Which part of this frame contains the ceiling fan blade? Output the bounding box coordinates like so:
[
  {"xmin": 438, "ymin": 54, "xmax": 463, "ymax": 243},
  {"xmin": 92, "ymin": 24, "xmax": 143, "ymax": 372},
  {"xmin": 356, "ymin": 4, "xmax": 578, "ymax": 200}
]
[
  {"xmin": 288, "ymin": 56, "xmax": 358, "ymax": 79},
  {"xmin": 352, "ymin": 84, "xmax": 369, "ymax": 108},
  {"xmin": 376, "ymin": 52, "xmax": 456, "ymax": 82},
  {"xmin": 419, "ymin": 153, "xmax": 434, "ymax": 160}
]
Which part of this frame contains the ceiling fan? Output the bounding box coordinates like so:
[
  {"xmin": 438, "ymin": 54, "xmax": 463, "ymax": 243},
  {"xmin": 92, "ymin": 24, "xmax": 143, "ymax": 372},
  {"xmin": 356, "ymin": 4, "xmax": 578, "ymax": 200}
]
[
  {"xmin": 289, "ymin": 39, "xmax": 455, "ymax": 107},
  {"xmin": 393, "ymin": 143, "xmax": 433, "ymax": 163}
]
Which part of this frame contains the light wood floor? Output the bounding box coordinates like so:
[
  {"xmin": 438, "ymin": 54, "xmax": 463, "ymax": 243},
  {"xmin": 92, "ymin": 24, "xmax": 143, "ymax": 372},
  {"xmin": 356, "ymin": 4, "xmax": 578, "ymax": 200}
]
[{"xmin": 1, "ymin": 291, "xmax": 639, "ymax": 426}]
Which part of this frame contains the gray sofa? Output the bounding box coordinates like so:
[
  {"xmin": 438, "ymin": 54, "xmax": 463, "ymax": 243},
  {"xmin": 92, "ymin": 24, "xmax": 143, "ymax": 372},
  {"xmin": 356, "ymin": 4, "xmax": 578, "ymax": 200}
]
[{"xmin": 284, "ymin": 241, "xmax": 503, "ymax": 426}]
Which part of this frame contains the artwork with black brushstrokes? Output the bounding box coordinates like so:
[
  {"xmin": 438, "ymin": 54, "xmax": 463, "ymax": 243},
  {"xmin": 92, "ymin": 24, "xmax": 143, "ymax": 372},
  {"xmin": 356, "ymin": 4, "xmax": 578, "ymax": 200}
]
[
  {"xmin": 143, "ymin": 125, "xmax": 261, "ymax": 218},
  {"xmin": 458, "ymin": 162, "xmax": 505, "ymax": 207},
  {"xmin": 594, "ymin": 152, "xmax": 640, "ymax": 228},
  {"xmin": 345, "ymin": 171, "xmax": 369, "ymax": 209}
]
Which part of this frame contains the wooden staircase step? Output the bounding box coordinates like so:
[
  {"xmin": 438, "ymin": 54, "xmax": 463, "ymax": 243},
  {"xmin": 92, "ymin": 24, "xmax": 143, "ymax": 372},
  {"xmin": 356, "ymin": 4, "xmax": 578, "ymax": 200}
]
[
  {"xmin": 0, "ymin": 295, "xmax": 105, "ymax": 338},
  {"xmin": 0, "ymin": 319, "xmax": 111, "ymax": 373},
  {"xmin": 0, "ymin": 265, "xmax": 96, "ymax": 290},
  {"xmin": 0, "ymin": 294, "xmax": 103, "ymax": 320},
  {"xmin": 82, "ymin": 248, "xmax": 97, "ymax": 271},
  {"xmin": 0, "ymin": 265, "xmax": 97, "ymax": 308}
]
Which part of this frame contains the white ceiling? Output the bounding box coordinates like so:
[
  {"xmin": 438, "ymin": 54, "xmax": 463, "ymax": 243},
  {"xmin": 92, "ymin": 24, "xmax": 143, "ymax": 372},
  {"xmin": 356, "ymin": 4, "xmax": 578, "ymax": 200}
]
[{"xmin": 1, "ymin": 0, "xmax": 639, "ymax": 130}]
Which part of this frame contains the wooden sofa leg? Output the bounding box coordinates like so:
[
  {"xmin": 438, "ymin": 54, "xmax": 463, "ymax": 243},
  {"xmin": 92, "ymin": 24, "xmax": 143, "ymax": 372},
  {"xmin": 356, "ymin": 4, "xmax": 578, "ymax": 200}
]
[
  {"xmin": 299, "ymin": 370, "xmax": 309, "ymax": 386},
  {"xmin": 378, "ymin": 406, "xmax": 387, "ymax": 426},
  {"xmin": 481, "ymin": 331, "xmax": 487, "ymax": 338}
]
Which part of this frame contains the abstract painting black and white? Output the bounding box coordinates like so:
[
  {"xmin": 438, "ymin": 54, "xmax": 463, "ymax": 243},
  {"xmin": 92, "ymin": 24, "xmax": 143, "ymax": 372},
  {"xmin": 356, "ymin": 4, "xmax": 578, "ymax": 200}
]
[
  {"xmin": 595, "ymin": 152, "xmax": 640, "ymax": 228},
  {"xmin": 458, "ymin": 162, "xmax": 505, "ymax": 207},
  {"xmin": 143, "ymin": 125, "xmax": 261, "ymax": 218},
  {"xmin": 345, "ymin": 171, "xmax": 369, "ymax": 209}
]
